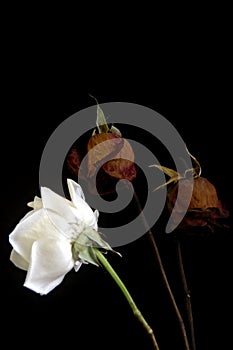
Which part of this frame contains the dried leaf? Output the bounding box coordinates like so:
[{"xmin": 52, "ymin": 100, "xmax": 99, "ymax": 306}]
[
  {"xmin": 149, "ymin": 164, "xmax": 180, "ymax": 178},
  {"xmin": 110, "ymin": 125, "xmax": 122, "ymax": 136},
  {"xmin": 89, "ymin": 94, "xmax": 110, "ymax": 133},
  {"xmin": 153, "ymin": 175, "xmax": 182, "ymax": 191},
  {"xmin": 149, "ymin": 165, "xmax": 183, "ymax": 191},
  {"xmin": 185, "ymin": 146, "xmax": 202, "ymax": 177}
]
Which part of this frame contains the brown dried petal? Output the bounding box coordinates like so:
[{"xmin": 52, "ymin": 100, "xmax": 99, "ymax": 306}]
[
  {"xmin": 66, "ymin": 128, "xmax": 137, "ymax": 196},
  {"xmin": 188, "ymin": 177, "xmax": 219, "ymax": 209},
  {"xmin": 168, "ymin": 177, "xmax": 219, "ymax": 211},
  {"xmin": 87, "ymin": 133, "xmax": 123, "ymax": 177},
  {"xmin": 167, "ymin": 176, "xmax": 229, "ymax": 231},
  {"xmin": 103, "ymin": 139, "xmax": 136, "ymax": 181},
  {"xmin": 66, "ymin": 148, "xmax": 81, "ymax": 175}
]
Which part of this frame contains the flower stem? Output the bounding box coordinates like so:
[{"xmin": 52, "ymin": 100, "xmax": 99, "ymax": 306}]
[
  {"xmin": 133, "ymin": 190, "xmax": 191, "ymax": 350},
  {"xmin": 175, "ymin": 240, "xmax": 196, "ymax": 350},
  {"xmin": 94, "ymin": 248, "xmax": 160, "ymax": 350}
]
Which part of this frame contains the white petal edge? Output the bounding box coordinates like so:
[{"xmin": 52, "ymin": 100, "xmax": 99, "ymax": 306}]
[
  {"xmin": 10, "ymin": 250, "xmax": 29, "ymax": 271},
  {"xmin": 27, "ymin": 196, "xmax": 43, "ymax": 210},
  {"xmin": 67, "ymin": 179, "xmax": 85, "ymax": 201},
  {"xmin": 74, "ymin": 260, "xmax": 82, "ymax": 272},
  {"xmin": 9, "ymin": 209, "xmax": 63, "ymax": 263},
  {"xmin": 41, "ymin": 186, "xmax": 76, "ymax": 223},
  {"xmin": 24, "ymin": 237, "xmax": 74, "ymax": 295},
  {"xmin": 67, "ymin": 179, "xmax": 98, "ymax": 230},
  {"xmin": 20, "ymin": 196, "xmax": 43, "ymax": 223},
  {"xmin": 41, "ymin": 181, "xmax": 98, "ymax": 234}
]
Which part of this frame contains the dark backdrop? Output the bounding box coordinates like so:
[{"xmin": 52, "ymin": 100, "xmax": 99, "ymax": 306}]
[{"xmin": 1, "ymin": 5, "xmax": 232, "ymax": 350}]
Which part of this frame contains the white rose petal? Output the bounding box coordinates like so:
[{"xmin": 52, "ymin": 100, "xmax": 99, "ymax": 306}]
[
  {"xmin": 9, "ymin": 209, "xmax": 60, "ymax": 263},
  {"xmin": 24, "ymin": 237, "xmax": 74, "ymax": 295},
  {"xmin": 9, "ymin": 179, "xmax": 112, "ymax": 295},
  {"xmin": 67, "ymin": 179, "xmax": 98, "ymax": 230},
  {"xmin": 10, "ymin": 250, "xmax": 29, "ymax": 270},
  {"xmin": 27, "ymin": 196, "xmax": 43, "ymax": 210}
]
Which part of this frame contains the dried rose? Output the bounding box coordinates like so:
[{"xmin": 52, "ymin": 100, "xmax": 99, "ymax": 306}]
[
  {"xmin": 166, "ymin": 176, "xmax": 229, "ymax": 232},
  {"xmin": 66, "ymin": 99, "xmax": 137, "ymax": 195},
  {"xmin": 87, "ymin": 132, "xmax": 136, "ymax": 181},
  {"xmin": 150, "ymin": 149, "xmax": 229, "ymax": 233}
]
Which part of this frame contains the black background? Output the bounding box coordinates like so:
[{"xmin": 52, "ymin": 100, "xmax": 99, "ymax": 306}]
[{"xmin": 1, "ymin": 5, "xmax": 232, "ymax": 350}]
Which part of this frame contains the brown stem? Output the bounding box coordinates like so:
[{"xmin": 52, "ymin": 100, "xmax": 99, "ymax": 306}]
[
  {"xmin": 133, "ymin": 190, "xmax": 191, "ymax": 350},
  {"xmin": 175, "ymin": 240, "xmax": 196, "ymax": 350}
]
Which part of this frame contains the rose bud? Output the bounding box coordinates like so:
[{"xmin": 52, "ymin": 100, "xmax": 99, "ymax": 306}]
[
  {"xmin": 66, "ymin": 98, "xmax": 137, "ymax": 195},
  {"xmin": 150, "ymin": 149, "xmax": 229, "ymax": 234},
  {"xmin": 87, "ymin": 132, "xmax": 136, "ymax": 181},
  {"xmin": 166, "ymin": 176, "xmax": 229, "ymax": 233}
]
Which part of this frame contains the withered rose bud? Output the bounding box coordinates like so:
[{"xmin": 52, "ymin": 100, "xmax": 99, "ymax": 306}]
[
  {"xmin": 167, "ymin": 176, "xmax": 229, "ymax": 232},
  {"xmin": 151, "ymin": 150, "xmax": 229, "ymax": 234},
  {"xmin": 87, "ymin": 132, "xmax": 136, "ymax": 181},
  {"xmin": 66, "ymin": 100, "xmax": 137, "ymax": 195}
]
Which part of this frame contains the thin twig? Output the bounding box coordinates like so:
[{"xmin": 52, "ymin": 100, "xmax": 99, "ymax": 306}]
[
  {"xmin": 133, "ymin": 190, "xmax": 191, "ymax": 350},
  {"xmin": 175, "ymin": 240, "xmax": 196, "ymax": 350}
]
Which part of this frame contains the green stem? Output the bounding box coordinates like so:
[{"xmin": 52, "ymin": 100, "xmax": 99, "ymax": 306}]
[{"xmin": 94, "ymin": 248, "xmax": 160, "ymax": 350}]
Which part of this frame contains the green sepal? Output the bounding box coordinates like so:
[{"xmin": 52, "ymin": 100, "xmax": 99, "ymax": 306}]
[
  {"xmin": 82, "ymin": 227, "xmax": 113, "ymax": 251},
  {"xmin": 89, "ymin": 94, "xmax": 109, "ymax": 133},
  {"xmin": 79, "ymin": 247, "xmax": 99, "ymax": 266}
]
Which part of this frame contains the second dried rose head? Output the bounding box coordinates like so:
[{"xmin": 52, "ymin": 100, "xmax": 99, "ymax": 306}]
[
  {"xmin": 151, "ymin": 149, "xmax": 229, "ymax": 235},
  {"xmin": 66, "ymin": 103, "xmax": 137, "ymax": 195}
]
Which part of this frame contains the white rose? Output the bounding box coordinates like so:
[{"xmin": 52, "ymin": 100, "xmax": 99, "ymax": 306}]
[{"xmin": 9, "ymin": 179, "xmax": 112, "ymax": 295}]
